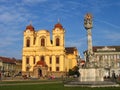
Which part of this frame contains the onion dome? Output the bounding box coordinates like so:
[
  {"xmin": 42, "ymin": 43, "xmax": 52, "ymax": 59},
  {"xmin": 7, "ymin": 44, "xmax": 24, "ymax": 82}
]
[
  {"xmin": 36, "ymin": 60, "xmax": 47, "ymax": 67},
  {"xmin": 54, "ymin": 22, "xmax": 63, "ymax": 29},
  {"xmin": 26, "ymin": 24, "xmax": 35, "ymax": 31}
]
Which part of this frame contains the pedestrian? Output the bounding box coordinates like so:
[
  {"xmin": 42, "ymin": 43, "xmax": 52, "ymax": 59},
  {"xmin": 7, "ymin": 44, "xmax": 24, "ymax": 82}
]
[{"xmin": 0, "ymin": 72, "xmax": 1, "ymax": 81}]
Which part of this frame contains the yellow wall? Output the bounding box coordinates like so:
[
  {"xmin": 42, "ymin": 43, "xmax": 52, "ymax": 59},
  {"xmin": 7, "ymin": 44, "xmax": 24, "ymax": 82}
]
[
  {"xmin": 65, "ymin": 54, "xmax": 77, "ymax": 71},
  {"xmin": 22, "ymin": 24, "xmax": 78, "ymax": 76}
]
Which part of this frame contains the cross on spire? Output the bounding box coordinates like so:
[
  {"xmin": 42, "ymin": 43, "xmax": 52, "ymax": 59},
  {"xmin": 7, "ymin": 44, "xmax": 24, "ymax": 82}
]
[
  {"xmin": 30, "ymin": 20, "xmax": 32, "ymax": 25},
  {"xmin": 58, "ymin": 18, "xmax": 60, "ymax": 23}
]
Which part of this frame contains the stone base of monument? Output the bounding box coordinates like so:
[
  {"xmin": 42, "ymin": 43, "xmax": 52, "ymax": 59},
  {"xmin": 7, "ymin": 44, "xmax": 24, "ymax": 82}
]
[
  {"xmin": 64, "ymin": 81, "xmax": 119, "ymax": 87},
  {"xmin": 64, "ymin": 68, "xmax": 119, "ymax": 87},
  {"xmin": 79, "ymin": 68, "xmax": 104, "ymax": 81}
]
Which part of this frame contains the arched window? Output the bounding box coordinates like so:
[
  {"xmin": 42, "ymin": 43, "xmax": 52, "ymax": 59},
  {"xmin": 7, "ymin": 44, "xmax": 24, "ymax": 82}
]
[
  {"xmin": 49, "ymin": 67, "xmax": 52, "ymax": 71},
  {"xmin": 41, "ymin": 56, "xmax": 44, "ymax": 61},
  {"xmin": 56, "ymin": 67, "xmax": 59, "ymax": 71},
  {"xmin": 49, "ymin": 56, "xmax": 52, "ymax": 64},
  {"xmin": 56, "ymin": 56, "xmax": 59, "ymax": 64},
  {"xmin": 26, "ymin": 57, "xmax": 29, "ymax": 64},
  {"xmin": 56, "ymin": 38, "xmax": 60, "ymax": 46},
  {"xmin": 26, "ymin": 39, "xmax": 30, "ymax": 47},
  {"xmin": 33, "ymin": 37, "xmax": 36, "ymax": 45},
  {"xmin": 41, "ymin": 38, "xmax": 45, "ymax": 46},
  {"xmin": 33, "ymin": 57, "xmax": 36, "ymax": 64}
]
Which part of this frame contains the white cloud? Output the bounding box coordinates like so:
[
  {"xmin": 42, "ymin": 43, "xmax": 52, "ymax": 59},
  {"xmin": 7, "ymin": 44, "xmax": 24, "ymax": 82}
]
[
  {"xmin": 22, "ymin": 0, "xmax": 47, "ymax": 4},
  {"xmin": 66, "ymin": 37, "xmax": 86, "ymax": 48},
  {"xmin": 93, "ymin": 29, "xmax": 120, "ymax": 46},
  {"xmin": 95, "ymin": 19, "xmax": 120, "ymax": 29},
  {"xmin": 105, "ymin": 31, "xmax": 120, "ymax": 41},
  {"xmin": 65, "ymin": 36, "xmax": 87, "ymax": 58},
  {"xmin": 0, "ymin": 5, "xmax": 29, "ymax": 24},
  {"xmin": 0, "ymin": 34, "xmax": 21, "ymax": 47},
  {"xmin": 0, "ymin": 4, "xmax": 25, "ymax": 49},
  {"xmin": 0, "ymin": 0, "xmax": 12, "ymax": 3}
]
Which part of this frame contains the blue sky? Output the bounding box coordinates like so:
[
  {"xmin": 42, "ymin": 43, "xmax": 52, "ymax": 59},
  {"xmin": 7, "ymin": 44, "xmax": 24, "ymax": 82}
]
[{"xmin": 0, "ymin": 0, "xmax": 120, "ymax": 59}]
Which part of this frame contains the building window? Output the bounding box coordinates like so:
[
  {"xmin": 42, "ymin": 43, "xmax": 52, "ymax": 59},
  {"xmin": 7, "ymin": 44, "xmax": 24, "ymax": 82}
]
[
  {"xmin": 117, "ymin": 55, "xmax": 120, "ymax": 59},
  {"xmin": 49, "ymin": 67, "xmax": 52, "ymax": 71},
  {"xmin": 26, "ymin": 39, "xmax": 30, "ymax": 47},
  {"xmin": 49, "ymin": 57, "xmax": 52, "ymax": 64},
  {"xmin": 56, "ymin": 56, "xmax": 59, "ymax": 64},
  {"xmin": 34, "ymin": 37, "xmax": 36, "ymax": 45},
  {"xmin": 41, "ymin": 56, "xmax": 44, "ymax": 61},
  {"xmin": 33, "ymin": 57, "xmax": 36, "ymax": 64},
  {"xmin": 56, "ymin": 67, "xmax": 59, "ymax": 71},
  {"xmin": 41, "ymin": 38, "xmax": 45, "ymax": 46},
  {"xmin": 26, "ymin": 57, "xmax": 29, "ymax": 64},
  {"xmin": 56, "ymin": 38, "xmax": 60, "ymax": 46}
]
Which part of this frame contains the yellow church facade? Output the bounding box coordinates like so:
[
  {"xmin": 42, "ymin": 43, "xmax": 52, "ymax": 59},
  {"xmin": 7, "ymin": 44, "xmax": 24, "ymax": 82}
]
[{"xmin": 22, "ymin": 22, "xmax": 78, "ymax": 78}]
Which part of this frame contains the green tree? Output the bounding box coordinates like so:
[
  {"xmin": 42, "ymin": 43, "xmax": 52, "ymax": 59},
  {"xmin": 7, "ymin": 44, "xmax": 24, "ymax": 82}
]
[{"xmin": 68, "ymin": 66, "xmax": 80, "ymax": 77}]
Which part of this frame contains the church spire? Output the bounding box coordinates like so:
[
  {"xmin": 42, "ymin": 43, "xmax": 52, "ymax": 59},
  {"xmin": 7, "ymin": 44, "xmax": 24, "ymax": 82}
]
[
  {"xmin": 26, "ymin": 20, "xmax": 35, "ymax": 31},
  {"xmin": 30, "ymin": 20, "xmax": 32, "ymax": 25},
  {"xmin": 58, "ymin": 18, "xmax": 60, "ymax": 23},
  {"xmin": 54, "ymin": 19, "xmax": 63, "ymax": 29}
]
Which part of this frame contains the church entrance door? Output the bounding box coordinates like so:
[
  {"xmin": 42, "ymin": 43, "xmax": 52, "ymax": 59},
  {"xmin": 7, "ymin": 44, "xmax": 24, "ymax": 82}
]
[{"xmin": 38, "ymin": 68, "xmax": 42, "ymax": 77}]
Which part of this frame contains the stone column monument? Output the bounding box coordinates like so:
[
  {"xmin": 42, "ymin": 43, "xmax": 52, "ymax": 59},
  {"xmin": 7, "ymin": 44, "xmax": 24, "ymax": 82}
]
[
  {"xmin": 84, "ymin": 13, "xmax": 94, "ymax": 67},
  {"xmin": 79, "ymin": 13, "xmax": 104, "ymax": 81}
]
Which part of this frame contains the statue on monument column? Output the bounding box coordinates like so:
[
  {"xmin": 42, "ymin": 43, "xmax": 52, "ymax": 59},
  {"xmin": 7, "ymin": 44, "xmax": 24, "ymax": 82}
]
[{"xmin": 84, "ymin": 13, "xmax": 93, "ymax": 29}]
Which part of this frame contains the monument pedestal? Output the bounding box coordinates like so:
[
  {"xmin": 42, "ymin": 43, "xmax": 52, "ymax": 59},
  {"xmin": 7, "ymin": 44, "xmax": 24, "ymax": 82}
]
[{"xmin": 79, "ymin": 68, "xmax": 104, "ymax": 81}]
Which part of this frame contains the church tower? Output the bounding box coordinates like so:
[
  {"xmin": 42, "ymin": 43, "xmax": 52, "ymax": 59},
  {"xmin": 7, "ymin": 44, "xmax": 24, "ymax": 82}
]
[
  {"xmin": 22, "ymin": 24, "xmax": 36, "ymax": 75},
  {"xmin": 52, "ymin": 21, "xmax": 65, "ymax": 72},
  {"xmin": 52, "ymin": 22, "xmax": 65, "ymax": 48},
  {"xmin": 23, "ymin": 24, "xmax": 35, "ymax": 48}
]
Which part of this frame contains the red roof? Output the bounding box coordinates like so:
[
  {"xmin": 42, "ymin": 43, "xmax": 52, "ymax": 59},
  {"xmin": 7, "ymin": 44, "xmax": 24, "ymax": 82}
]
[
  {"xmin": 65, "ymin": 47, "xmax": 77, "ymax": 54},
  {"xmin": 80, "ymin": 60, "xmax": 85, "ymax": 63},
  {"xmin": 0, "ymin": 56, "xmax": 16, "ymax": 64},
  {"xmin": 54, "ymin": 23, "xmax": 63, "ymax": 29},
  {"xmin": 26, "ymin": 24, "xmax": 35, "ymax": 31},
  {"xmin": 36, "ymin": 60, "xmax": 47, "ymax": 67}
]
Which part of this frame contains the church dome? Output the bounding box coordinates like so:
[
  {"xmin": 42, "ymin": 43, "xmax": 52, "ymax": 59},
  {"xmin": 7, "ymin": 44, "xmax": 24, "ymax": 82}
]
[
  {"xmin": 26, "ymin": 24, "xmax": 35, "ymax": 31},
  {"xmin": 54, "ymin": 23, "xmax": 63, "ymax": 29}
]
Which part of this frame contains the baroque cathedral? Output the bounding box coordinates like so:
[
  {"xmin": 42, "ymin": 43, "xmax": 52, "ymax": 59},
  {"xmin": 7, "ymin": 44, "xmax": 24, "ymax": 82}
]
[{"xmin": 22, "ymin": 22, "xmax": 78, "ymax": 78}]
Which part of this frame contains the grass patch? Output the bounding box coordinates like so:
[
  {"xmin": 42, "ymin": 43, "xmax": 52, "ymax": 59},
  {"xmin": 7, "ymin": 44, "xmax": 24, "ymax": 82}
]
[
  {"xmin": 0, "ymin": 83, "xmax": 63, "ymax": 90},
  {"xmin": 0, "ymin": 79, "xmax": 61, "ymax": 84},
  {"xmin": 0, "ymin": 83, "xmax": 120, "ymax": 90}
]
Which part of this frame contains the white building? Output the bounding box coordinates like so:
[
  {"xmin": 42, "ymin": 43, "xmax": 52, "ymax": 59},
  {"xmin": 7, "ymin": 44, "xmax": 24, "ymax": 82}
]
[{"xmin": 84, "ymin": 46, "xmax": 120, "ymax": 77}]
